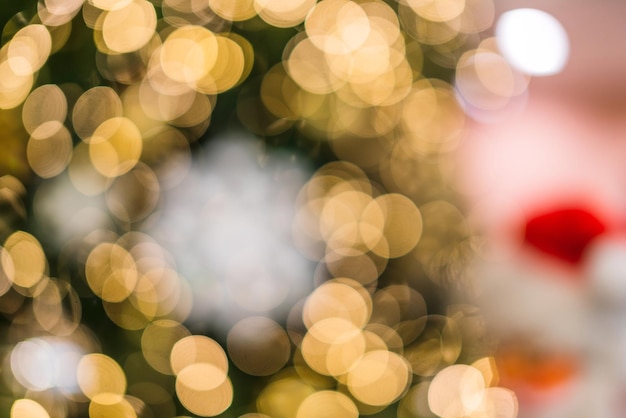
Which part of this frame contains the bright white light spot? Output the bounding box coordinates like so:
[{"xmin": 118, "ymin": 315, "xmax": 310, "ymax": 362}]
[
  {"xmin": 148, "ymin": 136, "xmax": 313, "ymax": 332},
  {"xmin": 10, "ymin": 338, "xmax": 83, "ymax": 393},
  {"xmin": 496, "ymin": 8, "xmax": 569, "ymax": 76}
]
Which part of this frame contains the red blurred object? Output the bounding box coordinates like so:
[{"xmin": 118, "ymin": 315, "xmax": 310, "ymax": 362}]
[{"xmin": 523, "ymin": 206, "xmax": 607, "ymax": 264}]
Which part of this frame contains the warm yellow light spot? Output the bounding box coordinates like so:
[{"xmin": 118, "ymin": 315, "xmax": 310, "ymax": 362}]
[
  {"xmin": 469, "ymin": 387, "xmax": 518, "ymax": 418},
  {"xmin": 227, "ymin": 317, "xmax": 290, "ymax": 376},
  {"xmin": 101, "ymin": 0, "xmax": 156, "ymax": 53},
  {"xmin": 91, "ymin": 0, "xmax": 133, "ymax": 11},
  {"xmin": 408, "ymin": 0, "xmax": 466, "ymax": 22},
  {"xmin": 8, "ymin": 24, "xmax": 51, "ymax": 76},
  {"xmin": 85, "ymin": 242, "xmax": 138, "ymax": 303},
  {"xmin": 471, "ymin": 357, "xmax": 499, "ymax": 387},
  {"xmin": 27, "ymin": 121, "xmax": 73, "ymax": 178},
  {"xmin": 76, "ymin": 353, "xmax": 127, "ymax": 401},
  {"xmin": 89, "ymin": 117, "xmax": 143, "ymax": 178},
  {"xmin": 428, "ymin": 364, "xmax": 486, "ymax": 418},
  {"xmin": 132, "ymin": 267, "xmax": 183, "ymax": 318},
  {"xmin": 0, "ymin": 246, "xmax": 13, "ymax": 298},
  {"xmin": 208, "ymin": 0, "xmax": 257, "ymax": 21},
  {"xmin": 297, "ymin": 391, "xmax": 358, "ymax": 418},
  {"xmin": 320, "ymin": 190, "xmax": 373, "ymax": 253},
  {"xmin": 103, "ymin": 298, "xmax": 152, "ymax": 331},
  {"xmin": 22, "ymin": 84, "xmax": 67, "ymax": 135},
  {"xmin": 301, "ymin": 318, "xmax": 365, "ymax": 376},
  {"xmin": 223, "ymin": 32, "xmax": 255, "ymax": 88},
  {"xmin": 347, "ymin": 350, "xmax": 411, "ymax": 406},
  {"xmin": 141, "ymin": 319, "xmax": 191, "ymax": 375},
  {"xmin": 73, "ymin": 86, "xmax": 123, "ymax": 141},
  {"xmin": 160, "ymin": 26, "xmax": 218, "ymax": 85},
  {"xmin": 361, "ymin": 194, "xmax": 422, "ymax": 258},
  {"xmin": 0, "ymin": 57, "xmax": 34, "ymax": 109},
  {"xmin": 38, "ymin": 0, "xmax": 84, "ymax": 26},
  {"xmin": 176, "ymin": 370, "xmax": 233, "ymax": 417},
  {"xmin": 178, "ymin": 363, "xmax": 228, "ymax": 391},
  {"xmin": 324, "ymin": 29, "xmax": 392, "ymax": 84},
  {"xmin": 254, "ymin": 0, "xmax": 316, "ymax": 28},
  {"xmin": 138, "ymin": 76, "xmax": 197, "ymax": 123},
  {"xmin": 455, "ymin": 47, "xmax": 529, "ymax": 112},
  {"xmin": 286, "ymin": 37, "xmax": 344, "ymax": 94},
  {"xmin": 305, "ymin": 0, "xmax": 370, "ymax": 55},
  {"xmin": 170, "ymin": 335, "xmax": 228, "ymax": 376},
  {"xmin": 11, "ymin": 399, "xmax": 50, "ymax": 418},
  {"xmin": 89, "ymin": 395, "xmax": 137, "ymax": 418},
  {"xmin": 195, "ymin": 36, "xmax": 245, "ymax": 94},
  {"xmin": 3, "ymin": 231, "xmax": 47, "ymax": 289},
  {"xmin": 401, "ymin": 80, "xmax": 465, "ymax": 154},
  {"xmin": 303, "ymin": 280, "xmax": 371, "ymax": 329},
  {"xmin": 257, "ymin": 373, "xmax": 315, "ymax": 417}
]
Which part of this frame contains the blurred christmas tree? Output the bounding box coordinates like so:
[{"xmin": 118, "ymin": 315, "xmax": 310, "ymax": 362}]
[{"xmin": 0, "ymin": 0, "xmax": 529, "ymax": 417}]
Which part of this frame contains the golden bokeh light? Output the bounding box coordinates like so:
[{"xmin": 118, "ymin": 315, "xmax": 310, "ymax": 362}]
[
  {"xmin": 89, "ymin": 395, "xmax": 138, "ymax": 418},
  {"xmin": 347, "ymin": 350, "xmax": 411, "ymax": 406},
  {"xmin": 227, "ymin": 316, "xmax": 291, "ymax": 376},
  {"xmin": 88, "ymin": 117, "xmax": 143, "ymax": 178},
  {"xmin": 38, "ymin": 0, "xmax": 84, "ymax": 26},
  {"xmin": 73, "ymin": 86, "xmax": 124, "ymax": 141},
  {"xmin": 0, "ymin": 0, "xmax": 533, "ymax": 415},
  {"xmin": 171, "ymin": 335, "xmax": 229, "ymax": 375},
  {"xmin": 254, "ymin": 0, "xmax": 316, "ymax": 28},
  {"xmin": 85, "ymin": 242, "xmax": 138, "ymax": 303},
  {"xmin": 100, "ymin": 0, "xmax": 157, "ymax": 54},
  {"xmin": 141, "ymin": 319, "xmax": 191, "ymax": 375},
  {"xmin": 362, "ymin": 193, "xmax": 423, "ymax": 258},
  {"xmin": 10, "ymin": 399, "xmax": 50, "ymax": 418},
  {"xmin": 470, "ymin": 387, "xmax": 518, "ymax": 418},
  {"xmin": 195, "ymin": 35, "xmax": 246, "ymax": 94},
  {"xmin": 76, "ymin": 353, "xmax": 127, "ymax": 401},
  {"xmin": 160, "ymin": 26, "xmax": 218, "ymax": 85},
  {"xmin": 428, "ymin": 364, "xmax": 486, "ymax": 418},
  {"xmin": 297, "ymin": 390, "xmax": 358, "ymax": 418},
  {"xmin": 27, "ymin": 121, "xmax": 73, "ymax": 178},
  {"xmin": 301, "ymin": 317, "xmax": 365, "ymax": 377},
  {"xmin": 3, "ymin": 231, "xmax": 47, "ymax": 289},
  {"xmin": 303, "ymin": 279, "xmax": 372, "ymax": 329},
  {"xmin": 257, "ymin": 372, "xmax": 315, "ymax": 417},
  {"xmin": 305, "ymin": 0, "xmax": 371, "ymax": 55},
  {"xmin": 208, "ymin": 0, "xmax": 257, "ymax": 21},
  {"xmin": 286, "ymin": 37, "xmax": 345, "ymax": 95},
  {"xmin": 176, "ymin": 369, "xmax": 233, "ymax": 417},
  {"xmin": 0, "ymin": 56, "xmax": 34, "ymax": 109},
  {"xmin": 7, "ymin": 24, "xmax": 51, "ymax": 76},
  {"xmin": 22, "ymin": 84, "xmax": 67, "ymax": 135}
]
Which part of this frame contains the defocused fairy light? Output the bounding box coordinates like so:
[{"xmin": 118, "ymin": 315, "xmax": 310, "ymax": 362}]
[
  {"xmin": 495, "ymin": 8, "xmax": 569, "ymax": 76},
  {"xmin": 0, "ymin": 0, "xmax": 588, "ymax": 415}
]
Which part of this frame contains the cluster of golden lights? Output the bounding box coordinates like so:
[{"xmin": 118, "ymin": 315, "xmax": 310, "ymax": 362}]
[{"xmin": 0, "ymin": 0, "xmax": 527, "ymax": 416}]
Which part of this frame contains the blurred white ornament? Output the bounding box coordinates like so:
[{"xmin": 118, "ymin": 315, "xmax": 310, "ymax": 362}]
[
  {"xmin": 147, "ymin": 136, "xmax": 312, "ymax": 331},
  {"xmin": 496, "ymin": 8, "xmax": 569, "ymax": 76}
]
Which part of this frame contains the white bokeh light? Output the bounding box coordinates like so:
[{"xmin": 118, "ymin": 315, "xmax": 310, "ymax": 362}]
[
  {"xmin": 10, "ymin": 338, "xmax": 83, "ymax": 393},
  {"xmin": 496, "ymin": 8, "xmax": 569, "ymax": 76},
  {"xmin": 148, "ymin": 136, "xmax": 313, "ymax": 331}
]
